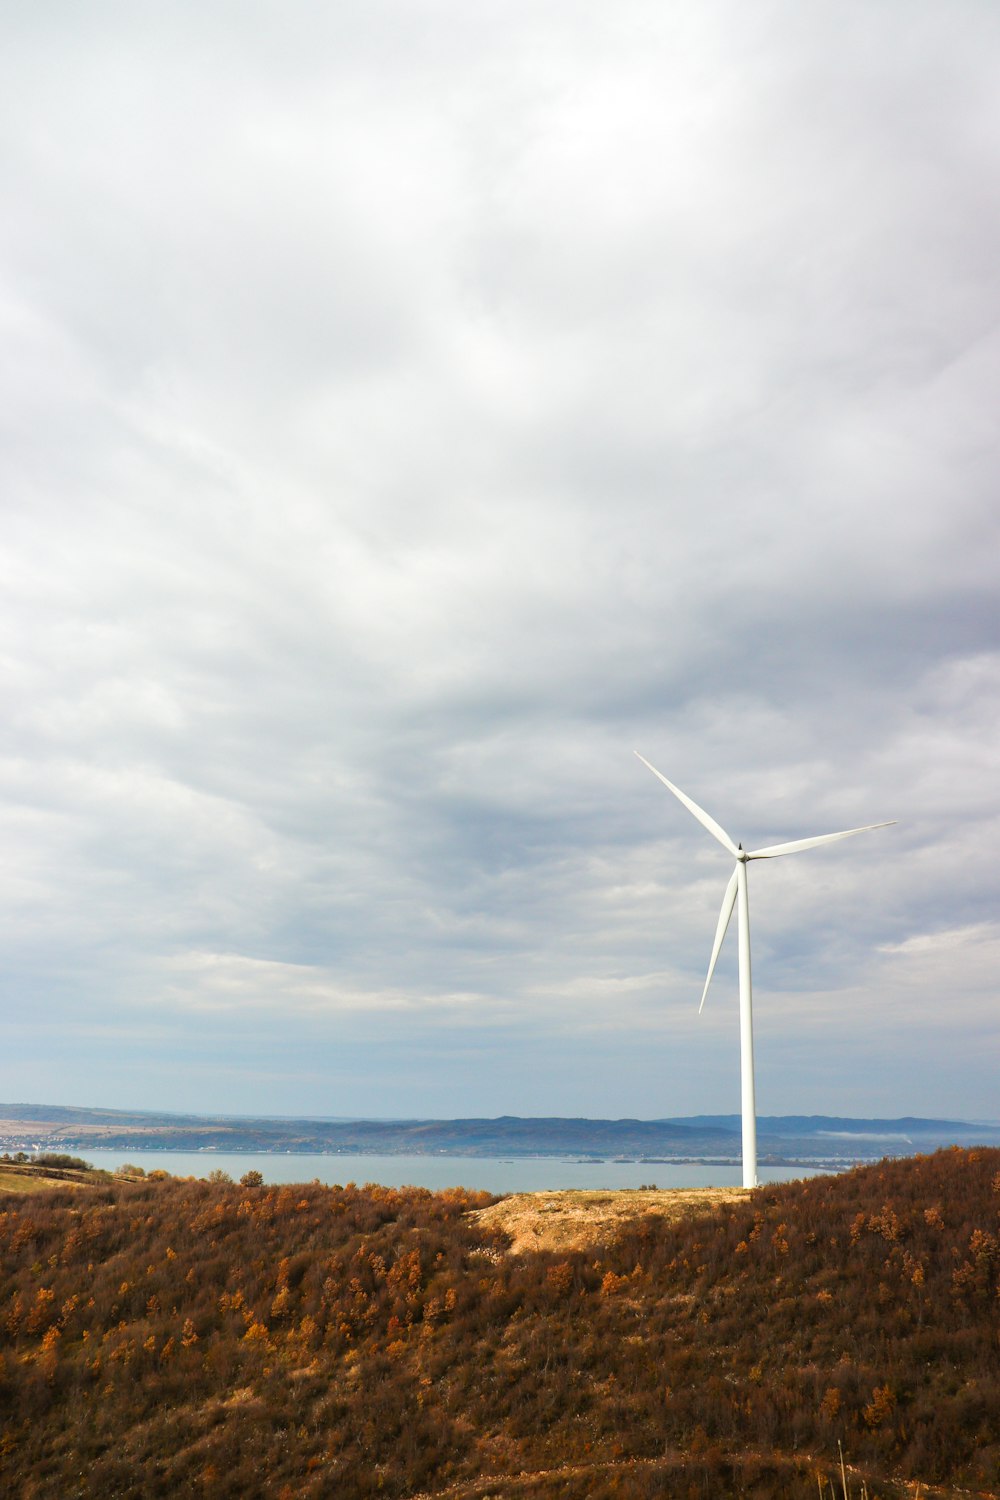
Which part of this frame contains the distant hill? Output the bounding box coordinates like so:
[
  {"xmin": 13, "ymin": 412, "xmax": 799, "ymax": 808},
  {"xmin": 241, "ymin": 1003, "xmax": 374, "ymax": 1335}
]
[
  {"xmin": 3, "ymin": 1104, "xmax": 1000, "ymax": 1163},
  {"xmin": 663, "ymin": 1113, "xmax": 994, "ymax": 1137}
]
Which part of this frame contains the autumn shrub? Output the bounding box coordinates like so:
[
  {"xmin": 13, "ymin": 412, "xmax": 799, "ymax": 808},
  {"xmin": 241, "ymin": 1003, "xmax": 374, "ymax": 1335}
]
[
  {"xmin": 1, "ymin": 1150, "xmax": 998, "ymax": 1497},
  {"xmin": 34, "ymin": 1153, "xmax": 92, "ymax": 1171}
]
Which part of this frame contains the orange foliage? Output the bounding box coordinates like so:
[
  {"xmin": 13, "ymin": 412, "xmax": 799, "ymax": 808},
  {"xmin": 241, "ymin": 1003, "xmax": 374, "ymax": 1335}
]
[{"xmin": 0, "ymin": 1152, "xmax": 998, "ymax": 1498}]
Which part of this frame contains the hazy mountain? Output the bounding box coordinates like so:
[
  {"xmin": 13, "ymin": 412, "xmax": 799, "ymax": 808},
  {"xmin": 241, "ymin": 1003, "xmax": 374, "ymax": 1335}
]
[{"xmin": 3, "ymin": 1106, "xmax": 1000, "ymax": 1162}]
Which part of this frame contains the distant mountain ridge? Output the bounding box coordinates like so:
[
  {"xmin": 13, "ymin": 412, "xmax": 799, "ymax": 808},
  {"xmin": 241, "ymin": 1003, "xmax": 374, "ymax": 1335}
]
[
  {"xmin": 2, "ymin": 1105, "xmax": 999, "ymax": 1163},
  {"xmin": 661, "ymin": 1114, "xmax": 990, "ymax": 1136}
]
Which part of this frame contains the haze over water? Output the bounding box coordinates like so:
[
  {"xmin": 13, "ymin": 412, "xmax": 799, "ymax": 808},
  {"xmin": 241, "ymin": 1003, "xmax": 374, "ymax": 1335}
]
[{"xmin": 79, "ymin": 1150, "xmax": 836, "ymax": 1194}]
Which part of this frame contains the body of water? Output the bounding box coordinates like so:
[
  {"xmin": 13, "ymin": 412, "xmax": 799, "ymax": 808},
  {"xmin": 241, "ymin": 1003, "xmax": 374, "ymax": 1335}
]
[{"xmin": 70, "ymin": 1149, "xmax": 838, "ymax": 1194}]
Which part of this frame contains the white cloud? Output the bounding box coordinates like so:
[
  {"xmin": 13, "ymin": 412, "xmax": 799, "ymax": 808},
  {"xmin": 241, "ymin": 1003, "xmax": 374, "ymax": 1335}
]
[{"xmin": 160, "ymin": 952, "xmax": 489, "ymax": 1018}]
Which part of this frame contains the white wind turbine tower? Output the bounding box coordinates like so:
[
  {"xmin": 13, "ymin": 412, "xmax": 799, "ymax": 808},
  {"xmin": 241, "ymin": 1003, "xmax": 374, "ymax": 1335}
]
[{"xmin": 636, "ymin": 753, "xmax": 895, "ymax": 1189}]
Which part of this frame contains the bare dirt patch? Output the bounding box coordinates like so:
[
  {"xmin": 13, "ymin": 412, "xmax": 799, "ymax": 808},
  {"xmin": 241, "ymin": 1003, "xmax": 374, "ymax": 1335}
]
[{"xmin": 469, "ymin": 1186, "xmax": 748, "ymax": 1254}]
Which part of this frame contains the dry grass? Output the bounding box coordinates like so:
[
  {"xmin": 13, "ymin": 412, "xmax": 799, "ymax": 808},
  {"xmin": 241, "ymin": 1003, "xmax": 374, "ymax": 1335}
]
[
  {"xmin": 469, "ymin": 1185, "xmax": 748, "ymax": 1254},
  {"xmin": 0, "ymin": 1161, "xmax": 108, "ymax": 1195},
  {"xmin": 0, "ymin": 1165, "xmax": 93, "ymax": 1194}
]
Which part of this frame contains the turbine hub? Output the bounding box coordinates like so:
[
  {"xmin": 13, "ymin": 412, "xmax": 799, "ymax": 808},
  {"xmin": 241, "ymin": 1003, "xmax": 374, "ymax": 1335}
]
[{"xmin": 737, "ymin": 845, "xmax": 748, "ymax": 863}]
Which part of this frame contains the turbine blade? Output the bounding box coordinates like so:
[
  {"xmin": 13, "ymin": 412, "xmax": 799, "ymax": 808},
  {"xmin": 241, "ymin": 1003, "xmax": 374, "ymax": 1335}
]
[
  {"xmin": 634, "ymin": 753, "xmax": 739, "ymax": 856},
  {"xmin": 699, "ymin": 866, "xmax": 739, "ymax": 1013},
  {"xmin": 747, "ymin": 820, "xmax": 896, "ymax": 859}
]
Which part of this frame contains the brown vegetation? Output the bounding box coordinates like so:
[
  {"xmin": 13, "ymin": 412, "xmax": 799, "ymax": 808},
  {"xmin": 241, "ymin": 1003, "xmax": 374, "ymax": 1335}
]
[{"xmin": 1, "ymin": 1150, "xmax": 999, "ymax": 1498}]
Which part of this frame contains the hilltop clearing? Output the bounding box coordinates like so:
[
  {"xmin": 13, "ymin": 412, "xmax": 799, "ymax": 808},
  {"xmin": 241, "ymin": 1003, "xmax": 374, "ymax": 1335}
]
[
  {"xmin": 0, "ymin": 1163, "xmax": 91, "ymax": 1194},
  {"xmin": 470, "ymin": 1185, "xmax": 747, "ymax": 1252},
  {"xmin": 1, "ymin": 1151, "xmax": 999, "ymax": 1497},
  {"xmin": 0, "ymin": 1155, "xmax": 109, "ymax": 1195}
]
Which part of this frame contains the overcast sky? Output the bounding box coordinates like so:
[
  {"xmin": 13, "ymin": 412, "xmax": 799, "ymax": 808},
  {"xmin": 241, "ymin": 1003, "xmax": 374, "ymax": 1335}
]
[{"xmin": 2, "ymin": 2, "xmax": 998, "ymax": 1124}]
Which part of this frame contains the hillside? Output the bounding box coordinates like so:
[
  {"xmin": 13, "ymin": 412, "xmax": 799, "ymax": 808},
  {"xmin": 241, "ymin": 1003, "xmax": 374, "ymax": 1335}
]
[{"xmin": 1, "ymin": 1150, "xmax": 999, "ymax": 1497}]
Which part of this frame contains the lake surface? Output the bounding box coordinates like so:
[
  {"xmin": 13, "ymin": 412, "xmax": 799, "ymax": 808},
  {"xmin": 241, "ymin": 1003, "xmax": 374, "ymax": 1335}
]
[{"xmin": 74, "ymin": 1149, "xmax": 837, "ymax": 1193}]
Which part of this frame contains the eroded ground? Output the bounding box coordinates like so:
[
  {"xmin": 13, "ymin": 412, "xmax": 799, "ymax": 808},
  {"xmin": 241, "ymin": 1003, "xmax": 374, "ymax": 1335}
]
[{"xmin": 469, "ymin": 1185, "xmax": 748, "ymax": 1254}]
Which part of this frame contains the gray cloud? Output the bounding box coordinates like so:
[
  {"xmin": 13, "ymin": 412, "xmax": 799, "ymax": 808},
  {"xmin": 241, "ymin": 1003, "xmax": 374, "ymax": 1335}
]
[{"xmin": 1, "ymin": 2, "xmax": 998, "ymax": 1120}]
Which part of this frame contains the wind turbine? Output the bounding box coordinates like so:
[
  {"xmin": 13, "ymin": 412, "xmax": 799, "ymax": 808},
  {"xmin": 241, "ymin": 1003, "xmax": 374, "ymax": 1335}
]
[{"xmin": 635, "ymin": 753, "xmax": 894, "ymax": 1189}]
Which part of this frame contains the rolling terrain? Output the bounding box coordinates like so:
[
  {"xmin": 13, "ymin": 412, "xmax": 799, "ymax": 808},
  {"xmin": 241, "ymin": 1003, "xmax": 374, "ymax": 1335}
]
[{"xmin": 1, "ymin": 1149, "xmax": 999, "ymax": 1496}]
